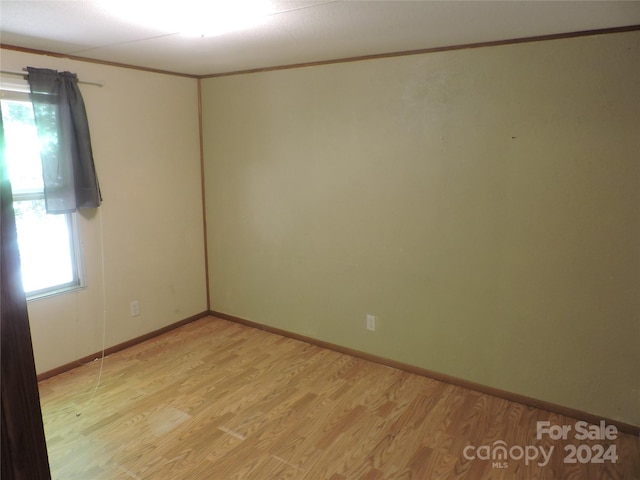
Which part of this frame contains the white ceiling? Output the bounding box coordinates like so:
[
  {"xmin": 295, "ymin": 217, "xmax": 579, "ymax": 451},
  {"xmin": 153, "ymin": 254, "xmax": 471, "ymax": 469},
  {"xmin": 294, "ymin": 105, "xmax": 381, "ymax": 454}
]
[{"xmin": 1, "ymin": 1, "xmax": 639, "ymax": 77}]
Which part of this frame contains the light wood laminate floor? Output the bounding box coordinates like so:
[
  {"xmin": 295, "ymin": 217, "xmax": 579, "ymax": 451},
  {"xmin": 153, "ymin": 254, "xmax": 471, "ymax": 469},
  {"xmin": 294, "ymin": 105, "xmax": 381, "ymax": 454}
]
[{"xmin": 38, "ymin": 316, "xmax": 639, "ymax": 479}]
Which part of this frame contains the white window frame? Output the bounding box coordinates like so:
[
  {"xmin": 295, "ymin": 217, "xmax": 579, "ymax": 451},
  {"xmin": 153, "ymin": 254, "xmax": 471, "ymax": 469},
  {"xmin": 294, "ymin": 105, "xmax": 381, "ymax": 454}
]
[{"xmin": 1, "ymin": 84, "xmax": 85, "ymax": 300}]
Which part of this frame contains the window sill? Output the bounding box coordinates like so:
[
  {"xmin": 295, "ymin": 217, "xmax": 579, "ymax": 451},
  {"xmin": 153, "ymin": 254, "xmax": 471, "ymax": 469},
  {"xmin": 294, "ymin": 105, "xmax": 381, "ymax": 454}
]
[{"xmin": 27, "ymin": 284, "xmax": 85, "ymax": 303}]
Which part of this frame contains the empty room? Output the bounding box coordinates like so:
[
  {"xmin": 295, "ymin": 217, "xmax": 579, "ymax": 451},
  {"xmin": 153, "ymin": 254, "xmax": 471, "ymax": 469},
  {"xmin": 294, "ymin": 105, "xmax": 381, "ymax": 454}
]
[{"xmin": 1, "ymin": 1, "xmax": 639, "ymax": 479}]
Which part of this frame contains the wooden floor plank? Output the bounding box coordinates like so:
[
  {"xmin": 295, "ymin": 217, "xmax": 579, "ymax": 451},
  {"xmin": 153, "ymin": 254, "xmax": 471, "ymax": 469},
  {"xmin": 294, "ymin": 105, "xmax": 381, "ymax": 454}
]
[{"xmin": 39, "ymin": 316, "xmax": 639, "ymax": 479}]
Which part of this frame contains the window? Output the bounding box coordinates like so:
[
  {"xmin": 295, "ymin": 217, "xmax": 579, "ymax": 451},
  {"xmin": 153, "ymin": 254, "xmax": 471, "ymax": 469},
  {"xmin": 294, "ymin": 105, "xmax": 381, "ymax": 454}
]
[{"xmin": 1, "ymin": 89, "xmax": 84, "ymax": 299}]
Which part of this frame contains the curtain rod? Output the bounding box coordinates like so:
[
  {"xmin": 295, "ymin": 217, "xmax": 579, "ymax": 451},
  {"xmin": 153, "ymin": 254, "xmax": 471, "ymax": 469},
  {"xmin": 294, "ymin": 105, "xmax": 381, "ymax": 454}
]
[{"xmin": 0, "ymin": 69, "xmax": 104, "ymax": 88}]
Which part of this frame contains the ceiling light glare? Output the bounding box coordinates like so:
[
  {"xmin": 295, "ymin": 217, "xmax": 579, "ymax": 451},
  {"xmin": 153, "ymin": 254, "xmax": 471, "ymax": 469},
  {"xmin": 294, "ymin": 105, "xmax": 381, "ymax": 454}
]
[{"xmin": 99, "ymin": 0, "xmax": 275, "ymax": 37}]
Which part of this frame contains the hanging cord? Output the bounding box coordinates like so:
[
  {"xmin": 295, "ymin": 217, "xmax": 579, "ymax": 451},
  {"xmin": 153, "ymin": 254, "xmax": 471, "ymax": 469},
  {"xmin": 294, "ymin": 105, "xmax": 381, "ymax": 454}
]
[{"xmin": 75, "ymin": 207, "xmax": 107, "ymax": 417}]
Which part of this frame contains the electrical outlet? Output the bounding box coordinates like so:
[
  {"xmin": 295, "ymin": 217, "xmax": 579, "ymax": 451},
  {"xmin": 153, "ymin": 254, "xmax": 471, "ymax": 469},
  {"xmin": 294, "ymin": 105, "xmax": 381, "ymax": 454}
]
[
  {"xmin": 366, "ymin": 314, "xmax": 376, "ymax": 332},
  {"xmin": 130, "ymin": 300, "xmax": 140, "ymax": 317}
]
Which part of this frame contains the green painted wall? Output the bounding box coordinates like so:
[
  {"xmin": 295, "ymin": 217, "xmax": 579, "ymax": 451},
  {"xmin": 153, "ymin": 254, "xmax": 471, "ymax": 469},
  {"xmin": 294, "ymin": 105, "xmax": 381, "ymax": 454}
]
[{"xmin": 201, "ymin": 31, "xmax": 640, "ymax": 426}]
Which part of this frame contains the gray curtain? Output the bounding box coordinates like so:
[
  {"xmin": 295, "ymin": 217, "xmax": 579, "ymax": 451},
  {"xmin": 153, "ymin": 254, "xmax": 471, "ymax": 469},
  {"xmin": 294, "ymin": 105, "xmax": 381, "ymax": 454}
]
[{"xmin": 27, "ymin": 67, "xmax": 102, "ymax": 213}]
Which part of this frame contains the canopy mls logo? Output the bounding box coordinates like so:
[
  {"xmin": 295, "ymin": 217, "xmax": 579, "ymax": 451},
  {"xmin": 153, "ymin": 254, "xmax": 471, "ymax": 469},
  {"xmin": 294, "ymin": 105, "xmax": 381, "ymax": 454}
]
[
  {"xmin": 463, "ymin": 441, "xmax": 553, "ymax": 468},
  {"xmin": 463, "ymin": 420, "xmax": 619, "ymax": 469}
]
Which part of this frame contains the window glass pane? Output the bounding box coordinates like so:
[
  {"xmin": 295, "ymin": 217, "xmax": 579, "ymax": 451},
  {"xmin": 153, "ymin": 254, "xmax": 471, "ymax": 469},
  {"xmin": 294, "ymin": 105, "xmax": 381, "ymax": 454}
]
[
  {"xmin": 2, "ymin": 94, "xmax": 82, "ymax": 297},
  {"xmin": 0, "ymin": 99, "xmax": 44, "ymax": 193},
  {"xmin": 13, "ymin": 199, "xmax": 74, "ymax": 293}
]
